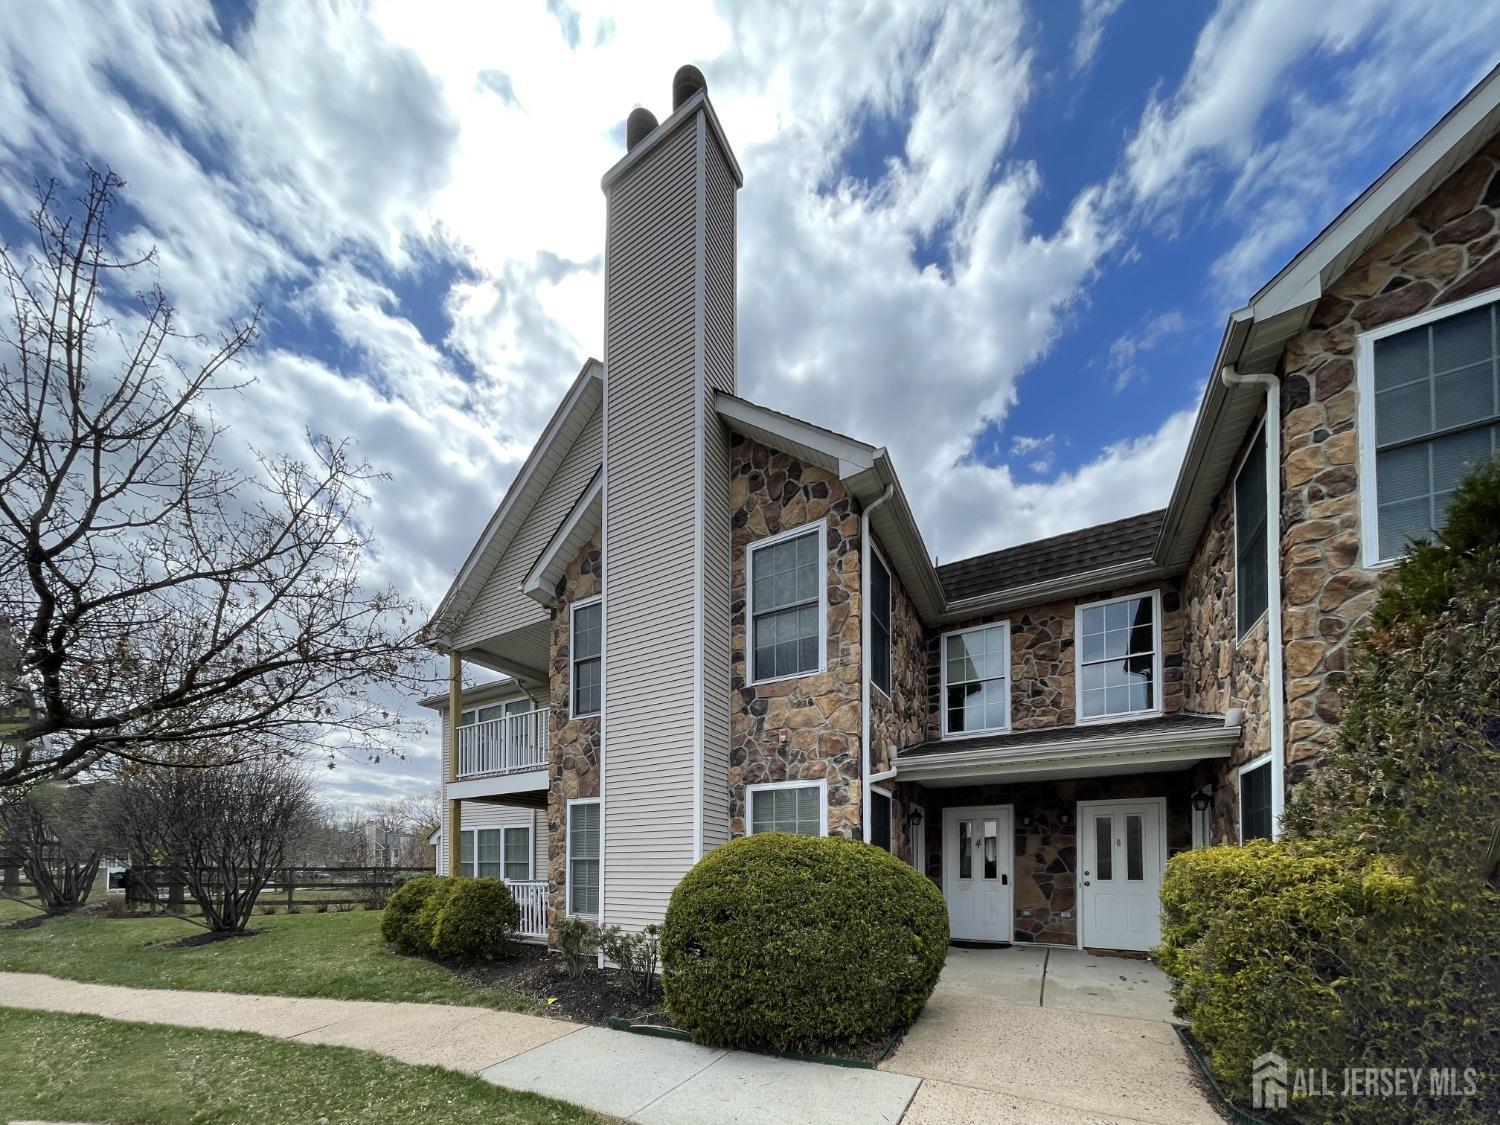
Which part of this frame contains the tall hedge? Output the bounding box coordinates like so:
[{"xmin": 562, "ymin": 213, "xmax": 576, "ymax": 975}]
[{"xmin": 660, "ymin": 833, "xmax": 948, "ymax": 1053}]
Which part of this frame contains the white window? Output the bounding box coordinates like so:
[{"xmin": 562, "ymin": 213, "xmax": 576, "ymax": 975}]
[
  {"xmin": 1234, "ymin": 423, "xmax": 1269, "ymax": 638},
  {"xmin": 869, "ymin": 787, "xmax": 892, "ymax": 852},
  {"xmin": 870, "ymin": 548, "xmax": 892, "ymax": 696},
  {"xmin": 458, "ymin": 828, "xmax": 474, "ymax": 874},
  {"xmin": 570, "ymin": 598, "xmax": 602, "ymax": 718},
  {"xmin": 1239, "ymin": 758, "xmax": 1273, "ymax": 843},
  {"xmin": 1075, "ymin": 592, "xmax": 1162, "ymax": 722},
  {"xmin": 566, "ymin": 799, "xmax": 600, "ymax": 917},
  {"xmin": 503, "ymin": 825, "xmax": 531, "ymax": 881},
  {"xmin": 1358, "ymin": 288, "xmax": 1500, "ymax": 565},
  {"xmin": 747, "ymin": 524, "xmax": 826, "ymax": 684},
  {"xmin": 747, "ymin": 780, "xmax": 827, "ymax": 836},
  {"xmin": 476, "ymin": 828, "xmax": 503, "ymax": 879},
  {"xmin": 940, "ymin": 622, "xmax": 1010, "ymax": 736}
]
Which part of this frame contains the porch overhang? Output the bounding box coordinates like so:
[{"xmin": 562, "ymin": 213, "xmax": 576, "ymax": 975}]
[
  {"xmin": 446, "ymin": 770, "xmax": 549, "ymax": 800},
  {"xmin": 894, "ymin": 715, "xmax": 1241, "ymax": 787}
]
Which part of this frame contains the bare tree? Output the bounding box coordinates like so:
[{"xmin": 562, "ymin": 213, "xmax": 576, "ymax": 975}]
[
  {"xmin": 107, "ymin": 756, "xmax": 315, "ymax": 932},
  {"xmin": 0, "ymin": 168, "xmax": 428, "ymax": 788},
  {"xmin": 0, "ymin": 782, "xmax": 109, "ymax": 913}
]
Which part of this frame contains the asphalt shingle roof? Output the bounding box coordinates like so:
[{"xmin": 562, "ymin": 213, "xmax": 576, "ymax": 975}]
[{"xmin": 936, "ymin": 509, "xmax": 1166, "ymax": 603}]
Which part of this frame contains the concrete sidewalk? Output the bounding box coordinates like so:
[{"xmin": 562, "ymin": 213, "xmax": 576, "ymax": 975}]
[{"xmin": 0, "ymin": 971, "xmax": 919, "ymax": 1124}]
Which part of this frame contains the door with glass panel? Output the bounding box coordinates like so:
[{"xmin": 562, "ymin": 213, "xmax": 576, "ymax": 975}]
[
  {"xmin": 1079, "ymin": 800, "xmax": 1164, "ymax": 951},
  {"xmin": 942, "ymin": 805, "xmax": 1012, "ymax": 941}
]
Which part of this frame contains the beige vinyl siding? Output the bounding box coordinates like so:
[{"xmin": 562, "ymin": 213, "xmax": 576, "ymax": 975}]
[
  {"xmin": 603, "ymin": 119, "xmax": 702, "ymax": 929},
  {"xmin": 453, "ymin": 405, "xmax": 603, "ymax": 650},
  {"xmin": 699, "ymin": 131, "xmax": 737, "ymax": 851}
]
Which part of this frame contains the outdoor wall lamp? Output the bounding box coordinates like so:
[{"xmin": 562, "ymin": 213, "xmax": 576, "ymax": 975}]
[
  {"xmin": 906, "ymin": 805, "xmax": 924, "ymax": 829},
  {"xmin": 1191, "ymin": 790, "xmax": 1214, "ymax": 813}
]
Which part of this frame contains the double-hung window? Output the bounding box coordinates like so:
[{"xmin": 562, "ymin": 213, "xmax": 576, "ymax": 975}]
[
  {"xmin": 870, "ymin": 549, "xmax": 892, "ymax": 696},
  {"xmin": 1360, "ymin": 292, "xmax": 1500, "ymax": 563},
  {"xmin": 1235, "ymin": 424, "xmax": 1269, "ymax": 637},
  {"xmin": 502, "ymin": 826, "xmax": 530, "ymax": 881},
  {"xmin": 475, "ymin": 828, "xmax": 503, "ymax": 879},
  {"xmin": 571, "ymin": 598, "xmax": 602, "ymax": 718},
  {"xmin": 457, "ymin": 828, "xmax": 474, "ymax": 875},
  {"xmin": 567, "ymin": 799, "xmax": 600, "ymax": 917},
  {"xmin": 941, "ymin": 622, "xmax": 1009, "ymax": 736},
  {"xmin": 1076, "ymin": 592, "xmax": 1160, "ymax": 721},
  {"xmin": 748, "ymin": 525, "xmax": 824, "ymax": 683},
  {"xmin": 747, "ymin": 780, "xmax": 826, "ymax": 836},
  {"xmin": 1240, "ymin": 760, "xmax": 1273, "ymax": 842},
  {"xmin": 869, "ymin": 788, "xmax": 892, "ymax": 851}
]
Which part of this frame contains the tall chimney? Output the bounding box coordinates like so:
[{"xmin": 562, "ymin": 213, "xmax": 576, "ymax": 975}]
[{"xmin": 598, "ymin": 67, "xmax": 741, "ymax": 930}]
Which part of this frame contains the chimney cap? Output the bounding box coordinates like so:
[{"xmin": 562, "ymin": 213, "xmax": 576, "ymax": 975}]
[
  {"xmin": 625, "ymin": 106, "xmax": 659, "ymax": 152},
  {"xmin": 672, "ymin": 64, "xmax": 706, "ymax": 110}
]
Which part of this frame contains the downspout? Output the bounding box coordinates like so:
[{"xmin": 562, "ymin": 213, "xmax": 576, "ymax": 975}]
[
  {"xmin": 1219, "ymin": 365, "xmax": 1286, "ymax": 837},
  {"xmin": 860, "ymin": 484, "xmax": 895, "ymax": 841}
]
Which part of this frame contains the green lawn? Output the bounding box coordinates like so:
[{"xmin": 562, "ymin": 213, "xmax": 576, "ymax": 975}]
[
  {"xmin": 0, "ymin": 1007, "xmax": 600, "ymax": 1125},
  {"xmin": 0, "ymin": 905, "xmax": 535, "ymax": 1010},
  {"xmin": 0, "ymin": 895, "xmax": 43, "ymax": 924}
]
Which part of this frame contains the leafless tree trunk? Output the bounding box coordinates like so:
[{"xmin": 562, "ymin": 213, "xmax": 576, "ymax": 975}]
[
  {"xmin": 0, "ymin": 783, "xmax": 106, "ymax": 913},
  {"xmin": 0, "ymin": 167, "xmax": 428, "ymax": 788},
  {"xmin": 107, "ymin": 756, "xmax": 315, "ymax": 932}
]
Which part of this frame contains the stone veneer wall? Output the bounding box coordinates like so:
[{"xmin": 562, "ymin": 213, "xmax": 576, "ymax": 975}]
[
  {"xmin": 729, "ymin": 435, "xmax": 864, "ymax": 837},
  {"xmin": 1275, "ymin": 137, "xmax": 1500, "ymax": 773},
  {"xmin": 1180, "ymin": 443, "xmax": 1272, "ymax": 843},
  {"xmin": 545, "ymin": 531, "xmax": 603, "ymax": 929},
  {"xmin": 913, "ymin": 773, "xmax": 1195, "ymax": 945},
  {"xmin": 925, "ymin": 583, "xmax": 1186, "ymax": 734},
  {"xmin": 868, "ymin": 537, "xmax": 929, "ymax": 775}
]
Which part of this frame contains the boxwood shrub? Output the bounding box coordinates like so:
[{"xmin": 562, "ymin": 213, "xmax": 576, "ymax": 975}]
[
  {"xmin": 431, "ymin": 877, "xmax": 520, "ymax": 962},
  {"xmin": 380, "ymin": 875, "xmax": 447, "ymax": 956},
  {"xmin": 660, "ymin": 833, "xmax": 948, "ymax": 1052}
]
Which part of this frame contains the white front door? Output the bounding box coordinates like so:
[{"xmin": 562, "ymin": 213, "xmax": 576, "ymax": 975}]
[
  {"xmin": 1079, "ymin": 799, "xmax": 1165, "ymax": 951},
  {"xmin": 942, "ymin": 805, "xmax": 1012, "ymax": 942}
]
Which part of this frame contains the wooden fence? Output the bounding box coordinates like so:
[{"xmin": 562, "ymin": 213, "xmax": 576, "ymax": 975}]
[{"xmin": 126, "ymin": 865, "xmax": 432, "ymax": 908}]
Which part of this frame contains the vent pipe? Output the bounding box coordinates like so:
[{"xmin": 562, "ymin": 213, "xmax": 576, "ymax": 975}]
[
  {"xmin": 625, "ymin": 107, "xmax": 658, "ymax": 152},
  {"xmin": 672, "ymin": 64, "xmax": 706, "ymax": 109}
]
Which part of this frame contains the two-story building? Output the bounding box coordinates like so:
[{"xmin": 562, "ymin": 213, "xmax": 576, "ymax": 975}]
[{"xmin": 423, "ymin": 64, "xmax": 1500, "ymax": 951}]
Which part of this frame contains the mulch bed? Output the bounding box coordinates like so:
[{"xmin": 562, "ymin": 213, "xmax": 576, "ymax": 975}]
[{"xmin": 458, "ymin": 942, "xmax": 665, "ymax": 1025}]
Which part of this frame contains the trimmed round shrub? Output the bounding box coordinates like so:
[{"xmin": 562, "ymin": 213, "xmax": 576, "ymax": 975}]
[
  {"xmin": 430, "ymin": 877, "xmax": 520, "ymax": 962},
  {"xmin": 380, "ymin": 875, "xmax": 447, "ymax": 956},
  {"xmin": 660, "ymin": 833, "xmax": 948, "ymax": 1052}
]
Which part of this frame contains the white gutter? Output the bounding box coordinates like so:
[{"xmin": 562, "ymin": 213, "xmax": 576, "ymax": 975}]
[
  {"xmin": 860, "ymin": 484, "xmax": 895, "ymax": 841},
  {"xmin": 1220, "ymin": 365, "xmax": 1286, "ymax": 837}
]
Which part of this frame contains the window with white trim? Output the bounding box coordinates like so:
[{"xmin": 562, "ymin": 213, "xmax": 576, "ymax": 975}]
[
  {"xmin": 502, "ymin": 826, "xmax": 530, "ymax": 881},
  {"xmin": 566, "ymin": 800, "xmax": 600, "ymax": 916},
  {"xmin": 1240, "ymin": 760, "xmax": 1273, "ymax": 843},
  {"xmin": 869, "ymin": 788, "xmax": 892, "ymax": 852},
  {"xmin": 458, "ymin": 828, "xmax": 474, "ymax": 874},
  {"xmin": 748, "ymin": 527, "xmax": 823, "ymax": 682},
  {"xmin": 476, "ymin": 828, "xmax": 503, "ymax": 879},
  {"xmin": 1363, "ymin": 296, "xmax": 1500, "ymax": 561},
  {"xmin": 571, "ymin": 599, "xmax": 601, "ymax": 717},
  {"xmin": 1235, "ymin": 424, "xmax": 1269, "ymax": 638},
  {"xmin": 1076, "ymin": 593, "xmax": 1159, "ymax": 721},
  {"xmin": 747, "ymin": 781, "xmax": 825, "ymax": 836},
  {"xmin": 870, "ymin": 549, "xmax": 892, "ymax": 696},
  {"xmin": 941, "ymin": 622, "xmax": 1009, "ymax": 736}
]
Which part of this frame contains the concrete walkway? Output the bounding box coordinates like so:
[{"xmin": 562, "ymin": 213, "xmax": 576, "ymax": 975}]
[
  {"xmin": 0, "ymin": 971, "xmax": 919, "ymax": 1124},
  {"xmin": 884, "ymin": 947, "xmax": 1219, "ymax": 1124}
]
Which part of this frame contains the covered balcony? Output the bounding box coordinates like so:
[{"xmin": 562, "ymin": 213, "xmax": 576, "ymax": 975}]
[{"xmin": 457, "ymin": 709, "xmax": 548, "ymax": 780}]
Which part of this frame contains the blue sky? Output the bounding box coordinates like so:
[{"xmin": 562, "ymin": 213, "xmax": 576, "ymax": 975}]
[{"xmin": 2, "ymin": 0, "xmax": 1497, "ymax": 802}]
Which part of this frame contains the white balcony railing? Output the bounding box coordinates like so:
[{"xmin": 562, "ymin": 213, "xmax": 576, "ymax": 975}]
[
  {"xmin": 457, "ymin": 711, "xmax": 548, "ymax": 778},
  {"xmin": 506, "ymin": 878, "xmax": 548, "ymax": 939}
]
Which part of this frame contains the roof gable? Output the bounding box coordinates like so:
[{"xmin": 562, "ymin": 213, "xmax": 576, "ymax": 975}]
[{"xmin": 426, "ymin": 359, "xmax": 603, "ymax": 645}]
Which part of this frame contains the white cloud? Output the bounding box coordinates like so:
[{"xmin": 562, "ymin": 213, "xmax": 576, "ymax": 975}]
[
  {"xmin": 3, "ymin": 0, "xmax": 1489, "ymax": 807},
  {"xmin": 1107, "ymin": 309, "xmax": 1186, "ymax": 392},
  {"xmin": 1072, "ymin": 0, "xmax": 1124, "ymax": 75}
]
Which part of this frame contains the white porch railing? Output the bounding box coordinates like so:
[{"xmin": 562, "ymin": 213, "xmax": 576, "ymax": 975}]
[
  {"xmin": 457, "ymin": 711, "xmax": 548, "ymax": 778},
  {"xmin": 506, "ymin": 879, "xmax": 548, "ymax": 939}
]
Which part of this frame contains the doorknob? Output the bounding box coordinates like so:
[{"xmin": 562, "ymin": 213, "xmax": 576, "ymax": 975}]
[{"xmin": 1083, "ymin": 880, "xmax": 1091, "ymax": 887}]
